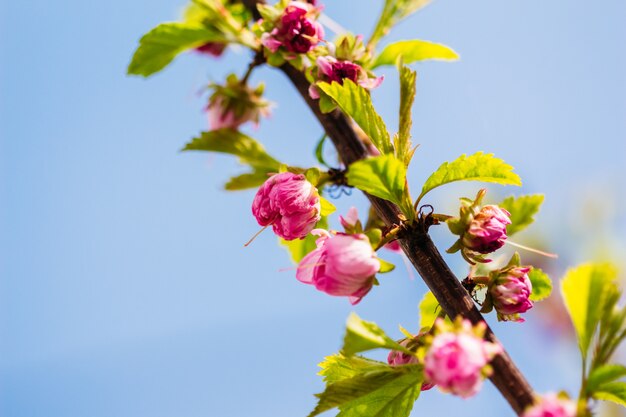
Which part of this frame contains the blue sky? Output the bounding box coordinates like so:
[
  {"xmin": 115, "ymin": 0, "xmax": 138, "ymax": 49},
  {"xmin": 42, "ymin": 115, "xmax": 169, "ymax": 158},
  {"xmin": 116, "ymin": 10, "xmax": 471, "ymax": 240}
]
[{"xmin": 1, "ymin": 0, "xmax": 625, "ymax": 416}]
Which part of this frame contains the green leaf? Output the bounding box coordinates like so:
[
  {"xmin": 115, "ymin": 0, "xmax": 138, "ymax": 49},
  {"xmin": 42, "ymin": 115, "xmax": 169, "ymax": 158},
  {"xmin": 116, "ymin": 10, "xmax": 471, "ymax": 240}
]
[
  {"xmin": 224, "ymin": 170, "xmax": 270, "ymax": 190},
  {"xmin": 342, "ymin": 313, "xmax": 411, "ymax": 357},
  {"xmin": 378, "ymin": 258, "xmax": 396, "ymax": 273},
  {"xmin": 372, "ymin": 40, "xmax": 459, "ymax": 68},
  {"xmin": 320, "ymin": 197, "xmax": 337, "ymax": 217},
  {"xmin": 498, "ymin": 194, "xmax": 545, "ymax": 236},
  {"xmin": 309, "ymin": 365, "xmax": 423, "ymax": 417},
  {"xmin": 317, "ymin": 80, "xmax": 392, "ymax": 154},
  {"xmin": 396, "ymin": 63, "xmax": 416, "ymax": 166},
  {"xmin": 418, "ymin": 291, "xmax": 442, "ymax": 329},
  {"xmin": 593, "ymin": 382, "xmax": 626, "ymax": 407},
  {"xmin": 314, "ymin": 134, "xmax": 329, "ymax": 167},
  {"xmin": 128, "ymin": 22, "xmax": 225, "ymax": 77},
  {"xmin": 588, "ymin": 364, "xmax": 626, "ymax": 393},
  {"xmin": 368, "ymin": 0, "xmax": 431, "ymax": 48},
  {"xmin": 319, "ymin": 354, "xmax": 390, "ymax": 384},
  {"xmin": 346, "ymin": 155, "xmax": 412, "ymax": 217},
  {"xmin": 561, "ymin": 263, "xmax": 619, "ymax": 359},
  {"xmin": 417, "ymin": 152, "xmax": 522, "ymax": 205},
  {"xmin": 528, "ymin": 268, "xmax": 552, "ymax": 301},
  {"xmin": 183, "ymin": 129, "xmax": 281, "ymax": 170}
]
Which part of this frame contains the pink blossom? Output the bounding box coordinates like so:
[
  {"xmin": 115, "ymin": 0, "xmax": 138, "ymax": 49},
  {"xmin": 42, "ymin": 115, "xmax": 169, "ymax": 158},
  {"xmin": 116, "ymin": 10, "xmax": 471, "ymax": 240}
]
[
  {"xmin": 252, "ymin": 172, "xmax": 321, "ymax": 240},
  {"xmin": 462, "ymin": 205, "xmax": 511, "ymax": 254},
  {"xmin": 262, "ymin": 2, "xmax": 324, "ymax": 54},
  {"xmin": 384, "ymin": 240, "xmax": 402, "ymax": 253},
  {"xmin": 195, "ymin": 42, "xmax": 226, "ymax": 57},
  {"xmin": 490, "ymin": 266, "xmax": 533, "ymax": 322},
  {"xmin": 309, "ymin": 56, "xmax": 383, "ymax": 99},
  {"xmin": 296, "ymin": 231, "xmax": 380, "ymax": 304},
  {"xmin": 387, "ymin": 337, "xmax": 435, "ymax": 391},
  {"xmin": 424, "ymin": 320, "xmax": 501, "ymax": 398},
  {"xmin": 206, "ymin": 78, "xmax": 271, "ymax": 130},
  {"xmin": 522, "ymin": 394, "xmax": 577, "ymax": 417},
  {"xmin": 339, "ymin": 206, "xmax": 359, "ymax": 230}
]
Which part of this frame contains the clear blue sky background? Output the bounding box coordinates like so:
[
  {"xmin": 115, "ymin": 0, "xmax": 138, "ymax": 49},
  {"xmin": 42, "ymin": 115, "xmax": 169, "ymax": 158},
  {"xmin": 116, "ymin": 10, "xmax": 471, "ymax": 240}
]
[{"xmin": 1, "ymin": 0, "xmax": 625, "ymax": 416}]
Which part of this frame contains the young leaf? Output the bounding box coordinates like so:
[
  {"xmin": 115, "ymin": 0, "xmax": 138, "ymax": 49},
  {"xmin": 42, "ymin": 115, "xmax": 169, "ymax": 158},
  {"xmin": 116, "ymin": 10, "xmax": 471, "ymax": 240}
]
[
  {"xmin": 418, "ymin": 291, "xmax": 443, "ymax": 329},
  {"xmin": 183, "ymin": 129, "xmax": 281, "ymax": 170},
  {"xmin": 309, "ymin": 365, "xmax": 423, "ymax": 417},
  {"xmin": 319, "ymin": 354, "xmax": 391, "ymax": 384},
  {"xmin": 528, "ymin": 268, "xmax": 552, "ymax": 301},
  {"xmin": 416, "ymin": 152, "xmax": 522, "ymax": 205},
  {"xmin": 561, "ymin": 263, "xmax": 619, "ymax": 359},
  {"xmin": 368, "ymin": 0, "xmax": 432, "ymax": 48},
  {"xmin": 396, "ymin": 63, "xmax": 416, "ymax": 166},
  {"xmin": 372, "ymin": 40, "xmax": 459, "ymax": 68},
  {"xmin": 498, "ymin": 194, "xmax": 545, "ymax": 236},
  {"xmin": 346, "ymin": 155, "xmax": 412, "ymax": 217},
  {"xmin": 378, "ymin": 258, "xmax": 396, "ymax": 273},
  {"xmin": 342, "ymin": 313, "xmax": 411, "ymax": 356},
  {"xmin": 592, "ymin": 382, "xmax": 626, "ymax": 407},
  {"xmin": 319, "ymin": 197, "xmax": 337, "ymax": 217},
  {"xmin": 587, "ymin": 364, "xmax": 626, "ymax": 393},
  {"xmin": 317, "ymin": 80, "xmax": 393, "ymax": 154},
  {"xmin": 128, "ymin": 22, "xmax": 225, "ymax": 77},
  {"xmin": 224, "ymin": 170, "xmax": 270, "ymax": 190}
]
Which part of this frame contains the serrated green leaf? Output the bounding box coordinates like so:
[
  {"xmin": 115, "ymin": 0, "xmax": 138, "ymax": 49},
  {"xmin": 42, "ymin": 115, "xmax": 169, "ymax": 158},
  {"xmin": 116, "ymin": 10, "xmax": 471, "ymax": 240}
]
[
  {"xmin": 498, "ymin": 194, "xmax": 545, "ymax": 236},
  {"xmin": 396, "ymin": 63, "xmax": 416, "ymax": 166},
  {"xmin": 309, "ymin": 365, "xmax": 423, "ymax": 417},
  {"xmin": 593, "ymin": 382, "xmax": 626, "ymax": 407},
  {"xmin": 561, "ymin": 263, "xmax": 619, "ymax": 359},
  {"xmin": 372, "ymin": 40, "xmax": 459, "ymax": 68},
  {"xmin": 342, "ymin": 313, "xmax": 411, "ymax": 357},
  {"xmin": 528, "ymin": 268, "xmax": 552, "ymax": 301},
  {"xmin": 319, "ymin": 354, "xmax": 390, "ymax": 384},
  {"xmin": 183, "ymin": 129, "xmax": 281, "ymax": 170},
  {"xmin": 346, "ymin": 155, "xmax": 413, "ymax": 218},
  {"xmin": 588, "ymin": 364, "xmax": 626, "ymax": 393},
  {"xmin": 417, "ymin": 152, "xmax": 522, "ymax": 205},
  {"xmin": 378, "ymin": 258, "xmax": 396, "ymax": 273},
  {"xmin": 419, "ymin": 291, "xmax": 442, "ymax": 329},
  {"xmin": 317, "ymin": 80, "xmax": 392, "ymax": 154},
  {"xmin": 224, "ymin": 170, "xmax": 270, "ymax": 190},
  {"xmin": 368, "ymin": 0, "xmax": 431, "ymax": 48},
  {"xmin": 128, "ymin": 22, "xmax": 225, "ymax": 77}
]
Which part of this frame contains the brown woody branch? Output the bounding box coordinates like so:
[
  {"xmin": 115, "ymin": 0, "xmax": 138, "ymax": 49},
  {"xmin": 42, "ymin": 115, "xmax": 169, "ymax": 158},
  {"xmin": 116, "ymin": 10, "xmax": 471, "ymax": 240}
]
[{"xmin": 243, "ymin": 1, "xmax": 535, "ymax": 414}]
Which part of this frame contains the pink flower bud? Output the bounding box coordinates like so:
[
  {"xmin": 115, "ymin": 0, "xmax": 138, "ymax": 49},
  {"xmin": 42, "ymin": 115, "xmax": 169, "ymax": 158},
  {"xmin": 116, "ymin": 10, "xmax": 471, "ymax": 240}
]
[
  {"xmin": 339, "ymin": 206, "xmax": 359, "ymax": 229},
  {"xmin": 387, "ymin": 336, "xmax": 435, "ymax": 391},
  {"xmin": 195, "ymin": 42, "xmax": 226, "ymax": 57},
  {"xmin": 309, "ymin": 56, "xmax": 383, "ymax": 99},
  {"xmin": 252, "ymin": 172, "xmax": 321, "ymax": 241},
  {"xmin": 490, "ymin": 266, "xmax": 533, "ymax": 322},
  {"xmin": 522, "ymin": 394, "xmax": 577, "ymax": 417},
  {"xmin": 262, "ymin": 1, "xmax": 324, "ymax": 54},
  {"xmin": 424, "ymin": 319, "xmax": 501, "ymax": 398},
  {"xmin": 206, "ymin": 76, "xmax": 271, "ymax": 130},
  {"xmin": 384, "ymin": 240, "xmax": 402, "ymax": 253},
  {"xmin": 296, "ymin": 231, "xmax": 380, "ymax": 304},
  {"xmin": 462, "ymin": 205, "xmax": 511, "ymax": 254}
]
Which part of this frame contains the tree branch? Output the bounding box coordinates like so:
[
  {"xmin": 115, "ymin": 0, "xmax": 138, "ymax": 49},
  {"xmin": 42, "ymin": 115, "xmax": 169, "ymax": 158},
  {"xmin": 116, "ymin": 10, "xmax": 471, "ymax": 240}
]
[{"xmin": 243, "ymin": 1, "xmax": 535, "ymax": 414}]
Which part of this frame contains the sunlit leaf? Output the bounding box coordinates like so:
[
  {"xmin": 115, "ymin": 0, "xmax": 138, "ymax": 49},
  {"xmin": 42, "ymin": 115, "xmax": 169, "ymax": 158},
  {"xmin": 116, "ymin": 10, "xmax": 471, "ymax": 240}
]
[
  {"xmin": 224, "ymin": 170, "xmax": 270, "ymax": 190},
  {"xmin": 128, "ymin": 22, "xmax": 225, "ymax": 77},
  {"xmin": 183, "ymin": 129, "xmax": 281, "ymax": 170},
  {"xmin": 593, "ymin": 382, "xmax": 626, "ymax": 407},
  {"xmin": 418, "ymin": 291, "xmax": 442, "ymax": 329},
  {"xmin": 342, "ymin": 313, "xmax": 411, "ymax": 356},
  {"xmin": 319, "ymin": 354, "xmax": 390, "ymax": 384},
  {"xmin": 368, "ymin": 0, "xmax": 431, "ymax": 48},
  {"xmin": 396, "ymin": 63, "xmax": 416, "ymax": 166},
  {"xmin": 561, "ymin": 263, "xmax": 619, "ymax": 359},
  {"xmin": 588, "ymin": 364, "xmax": 626, "ymax": 393},
  {"xmin": 498, "ymin": 194, "xmax": 545, "ymax": 236},
  {"xmin": 317, "ymin": 80, "xmax": 392, "ymax": 154},
  {"xmin": 417, "ymin": 152, "xmax": 521, "ymax": 205},
  {"xmin": 372, "ymin": 40, "xmax": 459, "ymax": 68},
  {"xmin": 346, "ymin": 155, "xmax": 412, "ymax": 217},
  {"xmin": 528, "ymin": 268, "xmax": 552, "ymax": 301}
]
